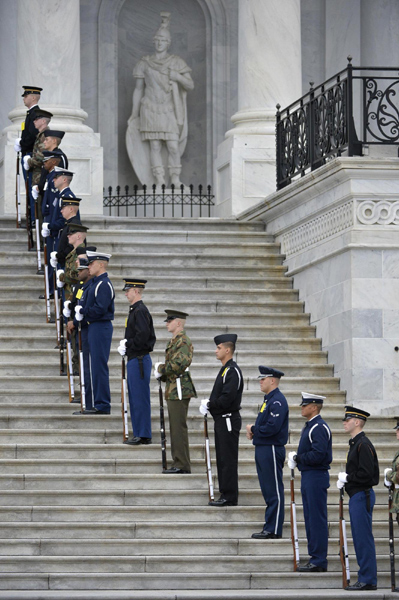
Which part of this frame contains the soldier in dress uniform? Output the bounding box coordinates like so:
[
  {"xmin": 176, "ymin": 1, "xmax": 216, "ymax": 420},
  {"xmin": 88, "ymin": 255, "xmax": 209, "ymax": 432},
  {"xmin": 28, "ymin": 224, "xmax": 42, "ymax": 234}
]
[
  {"xmin": 288, "ymin": 392, "xmax": 332, "ymax": 573},
  {"xmin": 49, "ymin": 193, "xmax": 80, "ymax": 270},
  {"xmin": 117, "ymin": 279, "xmax": 156, "ymax": 445},
  {"xmin": 337, "ymin": 406, "xmax": 379, "ymax": 591},
  {"xmin": 74, "ymin": 251, "xmax": 114, "ymax": 415},
  {"xmin": 246, "ymin": 366, "xmax": 289, "ymax": 539},
  {"xmin": 204, "ymin": 333, "xmax": 243, "ymax": 506},
  {"xmin": 385, "ymin": 419, "xmax": 399, "ymax": 593},
  {"xmin": 45, "ymin": 167, "xmax": 74, "ymax": 265},
  {"xmin": 155, "ymin": 310, "xmax": 197, "ymax": 473}
]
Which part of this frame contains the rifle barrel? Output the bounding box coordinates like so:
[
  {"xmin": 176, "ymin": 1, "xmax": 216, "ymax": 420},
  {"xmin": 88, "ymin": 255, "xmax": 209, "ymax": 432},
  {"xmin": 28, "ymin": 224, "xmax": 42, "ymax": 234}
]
[{"xmin": 158, "ymin": 379, "xmax": 167, "ymax": 471}]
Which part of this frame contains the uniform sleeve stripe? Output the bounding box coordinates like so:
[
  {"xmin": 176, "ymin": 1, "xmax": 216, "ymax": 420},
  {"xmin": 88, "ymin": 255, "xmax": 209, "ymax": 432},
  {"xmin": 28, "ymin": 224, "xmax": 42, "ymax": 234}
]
[
  {"xmin": 234, "ymin": 367, "xmax": 242, "ymax": 390},
  {"xmin": 308, "ymin": 423, "xmax": 318, "ymax": 443}
]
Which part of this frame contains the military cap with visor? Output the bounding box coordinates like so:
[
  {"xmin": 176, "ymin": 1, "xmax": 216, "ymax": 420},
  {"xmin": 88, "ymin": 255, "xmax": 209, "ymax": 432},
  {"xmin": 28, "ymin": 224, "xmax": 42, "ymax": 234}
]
[
  {"xmin": 123, "ymin": 278, "xmax": 147, "ymax": 291},
  {"xmin": 60, "ymin": 197, "xmax": 81, "ymax": 208},
  {"xmin": 300, "ymin": 391, "xmax": 326, "ymax": 406},
  {"xmin": 33, "ymin": 109, "xmax": 53, "ymax": 120},
  {"xmin": 342, "ymin": 406, "xmax": 370, "ymax": 421},
  {"xmin": 43, "ymin": 130, "xmax": 65, "ymax": 139},
  {"xmin": 257, "ymin": 366, "xmax": 284, "ymax": 379},
  {"xmin": 76, "ymin": 246, "xmax": 97, "ymax": 256},
  {"xmin": 164, "ymin": 309, "xmax": 189, "ymax": 322},
  {"xmin": 21, "ymin": 86, "xmax": 42, "ymax": 97},
  {"xmin": 86, "ymin": 250, "xmax": 112, "ymax": 263},
  {"xmin": 67, "ymin": 223, "xmax": 89, "ymax": 235},
  {"xmin": 214, "ymin": 333, "xmax": 237, "ymax": 345},
  {"xmin": 53, "ymin": 167, "xmax": 74, "ymax": 178}
]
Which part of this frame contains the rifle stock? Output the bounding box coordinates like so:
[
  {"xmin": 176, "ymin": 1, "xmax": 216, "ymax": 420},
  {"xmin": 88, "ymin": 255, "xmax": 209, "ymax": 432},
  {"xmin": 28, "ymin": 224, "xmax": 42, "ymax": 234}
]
[
  {"xmin": 290, "ymin": 468, "xmax": 300, "ymax": 571},
  {"xmin": 158, "ymin": 379, "xmax": 167, "ymax": 471},
  {"xmin": 121, "ymin": 357, "xmax": 129, "ymax": 442},
  {"xmin": 339, "ymin": 487, "xmax": 350, "ymax": 588},
  {"xmin": 16, "ymin": 154, "xmax": 21, "ymax": 228},
  {"xmin": 78, "ymin": 325, "xmax": 86, "ymax": 412},
  {"xmin": 34, "ymin": 200, "xmax": 43, "ymax": 274},
  {"xmin": 389, "ymin": 483, "xmax": 396, "ymax": 591},
  {"xmin": 58, "ymin": 292, "xmax": 65, "ymax": 375},
  {"xmin": 25, "ymin": 176, "xmax": 33, "ymax": 250},
  {"xmin": 204, "ymin": 413, "xmax": 214, "ymax": 501}
]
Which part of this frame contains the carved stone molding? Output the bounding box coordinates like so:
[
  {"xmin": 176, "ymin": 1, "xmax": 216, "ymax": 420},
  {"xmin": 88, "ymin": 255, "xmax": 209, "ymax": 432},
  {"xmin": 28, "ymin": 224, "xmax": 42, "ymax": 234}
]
[
  {"xmin": 356, "ymin": 200, "xmax": 399, "ymax": 225},
  {"xmin": 281, "ymin": 201, "xmax": 354, "ymax": 256}
]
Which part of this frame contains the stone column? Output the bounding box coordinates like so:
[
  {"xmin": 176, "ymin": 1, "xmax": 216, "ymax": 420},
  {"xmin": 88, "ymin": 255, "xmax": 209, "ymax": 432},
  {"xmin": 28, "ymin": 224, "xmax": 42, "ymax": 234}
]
[
  {"xmin": 215, "ymin": 0, "xmax": 302, "ymax": 217},
  {"xmin": 0, "ymin": 0, "xmax": 103, "ymax": 216}
]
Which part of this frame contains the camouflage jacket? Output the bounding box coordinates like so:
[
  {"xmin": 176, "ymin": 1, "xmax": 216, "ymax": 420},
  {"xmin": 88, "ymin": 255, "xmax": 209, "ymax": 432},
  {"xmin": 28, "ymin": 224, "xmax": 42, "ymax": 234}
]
[
  {"xmin": 62, "ymin": 244, "xmax": 85, "ymax": 301},
  {"xmin": 29, "ymin": 130, "xmax": 48, "ymax": 185},
  {"xmin": 387, "ymin": 449, "xmax": 399, "ymax": 512},
  {"xmin": 158, "ymin": 329, "xmax": 197, "ymax": 401}
]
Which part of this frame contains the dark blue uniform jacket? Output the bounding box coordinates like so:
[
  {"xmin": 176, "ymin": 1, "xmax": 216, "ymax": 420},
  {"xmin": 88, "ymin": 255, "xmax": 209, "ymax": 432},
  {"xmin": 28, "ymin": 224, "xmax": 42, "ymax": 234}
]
[
  {"xmin": 296, "ymin": 414, "xmax": 332, "ymax": 471},
  {"xmin": 251, "ymin": 388, "xmax": 289, "ymax": 446},
  {"xmin": 82, "ymin": 272, "xmax": 115, "ymax": 322}
]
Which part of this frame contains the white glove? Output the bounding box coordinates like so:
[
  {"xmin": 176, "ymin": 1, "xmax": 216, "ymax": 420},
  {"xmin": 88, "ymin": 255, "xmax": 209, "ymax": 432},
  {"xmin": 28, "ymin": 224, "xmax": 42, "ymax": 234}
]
[
  {"xmin": 50, "ymin": 251, "xmax": 58, "ymax": 268},
  {"xmin": 337, "ymin": 479, "xmax": 345, "ymax": 490},
  {"xmin": 14, "ymin": 138, "xmax": 21, "ymax": 152},
  {"xmin": 56, "ymin": 269, "xmax": 65, "ymax": 288},
  {"xmin": 41, "ymin": 222, "xmax": 50, "ymax": 238},
  {"xmin": 385, "ymin": 467, "xmax": 393, "ymax": 488},
  {"xmin": 338, "ymin": 472, "xmax": 348, "ymax": 484},
  {"xmin": 63, "ymin": 300, "xmax": 71, "ymax": 318},
  {"xmin": 287, "ymin": 451, "xmax": 297, "ymax": 470},
  {"xmin": 199, "ymin": 399, "xmax": 209, "ymax": 416},
  {"xmin": 117, "ymin": 339, "xmax": 127, "ymax": 356},
  {"xmin": 23, "ymin": 155, "xmax": 31, "ymax": 171},
  {"xmin": 75, "ymin": 305, "xmax": 84, "ymax": 322},
  {"xmin": 153, "ymin": 361, "xmax": 162, "ymax": 379},
  {"xmin": 31, "ymin": 185, "xmax": 39, "ymax": 200}
]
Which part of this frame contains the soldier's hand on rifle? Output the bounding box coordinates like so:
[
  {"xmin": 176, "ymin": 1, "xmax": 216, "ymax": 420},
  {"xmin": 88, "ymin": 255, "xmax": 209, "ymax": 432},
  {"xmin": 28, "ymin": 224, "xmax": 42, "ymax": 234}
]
[
  {"xmin": 117, "ymin": 339, "xmax": 127, "ymax": 356},
  {"xmin": 199, "ymin": 398, "xmax": 209, "ymax": 416},
  {"xmin": 153, "ymin": 362, "xmax": 162, "ymax": 379},
  {"xmin": 31, "ymin": 185, "xmax": 39, "ymax": 200},
  {"xmin": 246, "ymin": 424, "xmax": 254, "ymax": 440},
  {"xmin": 41, "ymin": 222, "xmax": 50, "ymax": 238},
  {"xmin": 66, "ymin": 321, "xmax": 75, "ymax": 334},
  {"xmin": 23, "ymin": 155, "xmax": 31, "ymax": 171},
  {"xmin": 56, "ymin": 269, "xmax": 65, "ymax": 288},
  {"xmin": 75, "ymin": 306, "xmax": 84, "ymax": 321},
  {"xmin": 384, "ymin": 467, "xmax": 393, "ymax": 488},
  {"xmin": 50, "ymin": 251, "xmax": 58, "ymax": 268},
  {"xmin": 337, "ymin": 471, "xmax": 348, "ymax": 489},
  {"xmin": 63, "ymin": 300, "xmax": 71, "ymax": 318},
  {"xmin": 287, "ymin": 451, "xmax": 297, "ymax": 470},
  {"xmin": 14, "ymin": 138, "xmax": 21, "ymax": 152}
]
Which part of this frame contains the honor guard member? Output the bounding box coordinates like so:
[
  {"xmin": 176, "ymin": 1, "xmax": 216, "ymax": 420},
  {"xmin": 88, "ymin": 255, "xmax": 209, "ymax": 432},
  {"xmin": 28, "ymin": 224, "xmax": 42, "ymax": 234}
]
[
  {"xmin": 384, "ymin": 419, "xmax": 399, "ymax": 593},
  {"xmin": 45, "ymin": 167, "xmax": 74, "ymax": 260},
  {"xmin": 75, "ymin": 250, "xmax": 114, "ymax": 415},
  {"xmin": 288, "ymin": 392, "xmax": 332, "ymax": 572},
  {"xmin": 247, "ymin": 366, "xmax": 288, "ymax": 539},
  {"xmin": 50, "ymin": 193, "xmax": 80, "ymax": 271},
  {"xmin": 337, "ymin": 407, "xmax": 379, "ymax": 591},
  {"xmin": 24, "ymin": 110, "xmax": 52, "ymax": 191},
  {"xmin": 154, "ymin": 310, "xmax": 197, "ymax": 473},
  {"xmin": 117, "ymin": 279, "xmax": 156, "ymax": 445},
  {"xmin": 205, "ymin": 333, "xmax": 243, "ymax": 506},
  {"xmin": 14, "ymin": 86, "xmax": 42, "ymax": 223}
]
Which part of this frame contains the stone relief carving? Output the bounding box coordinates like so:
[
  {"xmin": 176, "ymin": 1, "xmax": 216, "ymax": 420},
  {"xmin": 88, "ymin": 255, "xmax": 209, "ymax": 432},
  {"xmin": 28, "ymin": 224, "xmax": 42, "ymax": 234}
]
[
  {"xmin": 356, "ymin": 200, "xmax": 399, "ymax": 225},
  {"xmin": 282, "ymin": 202, "xmax": 354, "ymax": 256},
  {"xmin": 126, "ymin": 11, "xmax": 194, "ymax": 187}
]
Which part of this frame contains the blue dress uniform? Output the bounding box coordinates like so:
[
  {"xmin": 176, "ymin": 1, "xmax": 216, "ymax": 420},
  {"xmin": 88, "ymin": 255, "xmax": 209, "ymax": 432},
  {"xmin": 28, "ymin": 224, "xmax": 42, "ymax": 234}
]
[
  {"xmin": 296, "ymin": 395, "xmax": 332, "ymax": 571},
  {"xmin": 123, "ymin": 279, "xmax": 156, "ymax": 442},
  {"xmin": 208, "ymin": 334, "xmax": 243, "ymax": 506},
  {"xmin": 19, "ymin": 86, "xmax": 42, "ymax": 224},
  {"xmin": 80, "ymin": 252, "xmax": 114, "ymax": 414},
  {"xmin": 251, "ymin": 367, "xmax": 288, "ymax": 538},
  {"xmin": 72, "ymin": 274, "xmax": 94, "ymax": 411},
  {"xmin": 342, "ymin": 406, "xmax": 379, "ymax": 590}
]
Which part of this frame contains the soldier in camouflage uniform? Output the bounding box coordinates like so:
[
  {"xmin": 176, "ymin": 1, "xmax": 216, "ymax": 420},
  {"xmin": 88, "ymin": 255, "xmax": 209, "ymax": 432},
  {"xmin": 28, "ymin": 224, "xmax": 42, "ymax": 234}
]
[
  {"xmin": 155, "ymin": 309, "xmax": 197, "ymax": 474},
  {"xmin": 385, "ymin": 419, "xmax": 399, "ymax": 517}
]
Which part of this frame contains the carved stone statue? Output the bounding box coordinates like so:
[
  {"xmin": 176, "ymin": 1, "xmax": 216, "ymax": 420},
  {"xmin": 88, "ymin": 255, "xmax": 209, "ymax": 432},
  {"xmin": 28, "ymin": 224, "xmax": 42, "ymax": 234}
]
[{"xmin": 126, "ymin": 12, "xmax": 194, "ymax": 187}]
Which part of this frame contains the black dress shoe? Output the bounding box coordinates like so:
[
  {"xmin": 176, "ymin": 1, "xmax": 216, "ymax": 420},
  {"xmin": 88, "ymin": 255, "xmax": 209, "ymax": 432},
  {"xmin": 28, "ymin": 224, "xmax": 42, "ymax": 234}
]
[
  {"xmin": 296, "ymin": 562, "xmax": 327, "ymax": 573},
  {"xmin": 92, "ymin": 409, "xmax": 111, "ymax": 415},
  {"xmin": 208, "ymin": 496, "xmax": 237, "ymax": 507},
  {"xmin": 73, "ymin": 408, "xmax": 96, "ymax": 415},
  {"xmin": 345, "ymin": 581, "xmax": 377, "ymax": 591},
  {"xmin": 163, "ymin": 467, "xmax": 190, "ymax": 474},
  {"xmin": 70, "ymin": 398, "xmax": 81, "ymax": 404},
  {"xmin": 251, "ymin": 531, "xmax": 281, "ymax": 539},
  {"xmin": 123, "ymin": 436, "xmax": 152, "ymax": 445}
]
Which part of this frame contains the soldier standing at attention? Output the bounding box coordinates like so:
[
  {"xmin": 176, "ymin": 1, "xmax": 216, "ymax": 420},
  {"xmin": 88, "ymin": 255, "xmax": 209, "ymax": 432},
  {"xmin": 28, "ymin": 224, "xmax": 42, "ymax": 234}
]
[
  {"xmin": 155, "ymin": 310, "xmax": 196, "ymax": 474},
  {"xmin": 246, "ymin": 366, "xmax": 288, "ymax": 539},
  {"xmin": 204, "ymin": 334, "xmax": 243, "ymax": 507},
  {"xmin": 337, "ymin": 406, "xmax": 379, "ymax": 591},
  {"xmin": 117, "ymin": 279, "xmax": 156, "ymax": 446},
  {"xmin": 288, "ymin": 392, "xmax": 332, "ymax": 573},
  {"xmin": 74, "ymin": 251, "xmax": 114, "ymax": 415}
]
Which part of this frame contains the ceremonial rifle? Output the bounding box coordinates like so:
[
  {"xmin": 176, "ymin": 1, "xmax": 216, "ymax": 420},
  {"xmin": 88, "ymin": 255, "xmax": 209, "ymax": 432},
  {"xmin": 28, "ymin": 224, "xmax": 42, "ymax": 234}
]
[
  {"xmin": 204, "ymin": 413, "xmax": 214, "ymax": 501},
  {"xmin": 121, "ymin": 356, "xmax": 129, "ymax": 442},
  {"xmin": 290, "ymin": 468, "xmax": 300, "ymax": 571},
  {"xmin": 25, "ymin": 176, "xmax": 34, "ymax": 250},
  {"xmin": 43, "ymin": 245, "xmax": 51, "ymax": 323},
  {"xmin": 53, "ymin": 271, "xmax": 61, "ymax": 344},
  {"xmin": 15, "ymin": 153, "xmax": 21, "ymax": 228},
  {"xmin": 34, "ymin": 199, "xmax": 43, "ymax": 274},
  {"xmin": 158, "ymin": 378, "xmax": 167, "ymax": 471},
  {"xmin": 65, "ymin": 328, "xmax": 75, "ymax": 402},
  {"xmin": 389, "ymin": 482, "xmax": 396, "ymax": 591},
  {"xmin": 78, "ymin": 325, "xmax": 86, "ymax": 412},
  {"xmin": 58, "ymin": 290, "xmax": 65, "ymax": 376},
  {"xmin": 339, "ymin": 487, "xmax": 350, "ymax": 588}
]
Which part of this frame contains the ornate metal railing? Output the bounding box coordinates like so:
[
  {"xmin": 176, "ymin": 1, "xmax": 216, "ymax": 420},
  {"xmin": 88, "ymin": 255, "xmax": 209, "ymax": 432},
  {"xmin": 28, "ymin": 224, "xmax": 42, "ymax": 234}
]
[
  {"xmin": 103, "ymin": 184, "xmax": 214, "ymax": 218},
  {"xmin": 276, "ymin": 57, "xmax": 399, "ymax": 190}
]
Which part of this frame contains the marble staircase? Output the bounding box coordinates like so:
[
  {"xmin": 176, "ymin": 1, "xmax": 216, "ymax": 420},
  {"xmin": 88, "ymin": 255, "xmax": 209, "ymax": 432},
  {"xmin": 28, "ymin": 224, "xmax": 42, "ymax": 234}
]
[{"xmin": 0, "ymin": 215, "xmax": 396, "ymax": 600}]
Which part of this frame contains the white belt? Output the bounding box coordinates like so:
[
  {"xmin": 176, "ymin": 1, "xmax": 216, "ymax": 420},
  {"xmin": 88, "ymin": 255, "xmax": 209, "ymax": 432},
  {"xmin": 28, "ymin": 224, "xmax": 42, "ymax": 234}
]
[{"xmin": 176, "ymin": 367, "xmax": 189, "ymax": 401}]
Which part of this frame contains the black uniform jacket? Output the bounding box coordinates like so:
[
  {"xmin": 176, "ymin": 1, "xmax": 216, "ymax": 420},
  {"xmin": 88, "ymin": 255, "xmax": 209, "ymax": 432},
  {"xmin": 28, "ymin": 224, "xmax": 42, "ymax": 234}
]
[
  {"xmin": 208, "ymin": 358, "xmax": 243, "ymax": 419},
  {"xmin": 345, "ymin": 431, "xmax": 380, "ymax": 497},
  {"xmin": 56, "ymin": 214, "xmax": 82, "ymax": 267},
  {"xmin": 20, "ymin": 105, "xmax": 40, "ymax": 155},
  {"xmin": 124, "ymin": 300, "xmax": 156, "ymax": 361}
]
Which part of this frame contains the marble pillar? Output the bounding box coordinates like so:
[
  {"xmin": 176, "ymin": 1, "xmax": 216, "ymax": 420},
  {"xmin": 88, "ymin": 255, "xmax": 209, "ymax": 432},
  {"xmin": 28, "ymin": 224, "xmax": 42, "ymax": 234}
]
[
  {"xmin": 215, "ymin": 0, "xmax": 302, "ymax": 216},
  {"xmin": 0, "ymin": 0, "xmax": 103, "ymax": 216}
]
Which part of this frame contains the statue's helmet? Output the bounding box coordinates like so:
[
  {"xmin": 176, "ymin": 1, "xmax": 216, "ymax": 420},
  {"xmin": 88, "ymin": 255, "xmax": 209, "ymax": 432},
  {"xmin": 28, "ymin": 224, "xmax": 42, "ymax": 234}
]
[{"xmin": 154, "ymin": 11, "xmax": 171, "ymax": 43}]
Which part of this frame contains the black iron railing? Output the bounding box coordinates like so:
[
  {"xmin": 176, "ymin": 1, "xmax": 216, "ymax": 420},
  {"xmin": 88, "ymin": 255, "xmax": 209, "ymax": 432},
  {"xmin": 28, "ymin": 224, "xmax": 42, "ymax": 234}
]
[
  {"xmin": 103, "ymin": 184, "xmax": 214, "ymax": 218},
  {"xmin": 276, "ymin": 57, "xmax": 399, "ymax": 190}
]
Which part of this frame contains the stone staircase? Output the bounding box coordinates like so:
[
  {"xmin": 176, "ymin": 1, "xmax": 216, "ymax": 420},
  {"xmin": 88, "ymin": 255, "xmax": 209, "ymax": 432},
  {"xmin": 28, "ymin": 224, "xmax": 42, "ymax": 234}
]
[{"xmin": 0, "ymin": 215, "xmax": 396, "ymax": 599}]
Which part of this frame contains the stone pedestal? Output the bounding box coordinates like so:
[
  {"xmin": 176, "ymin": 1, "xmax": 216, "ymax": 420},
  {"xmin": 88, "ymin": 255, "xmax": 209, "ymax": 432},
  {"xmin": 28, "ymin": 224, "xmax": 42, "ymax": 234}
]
[
  {"xmin": 215, "ymin": 0, "xmax": 301, "ymax": 217},
  {"xmin": 240, "ymin": 156, "xmax": 399, "ymax": 414},
  {"xmin": 0, "ymin": 0, "xmax": 103, "ymax": 217}
]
